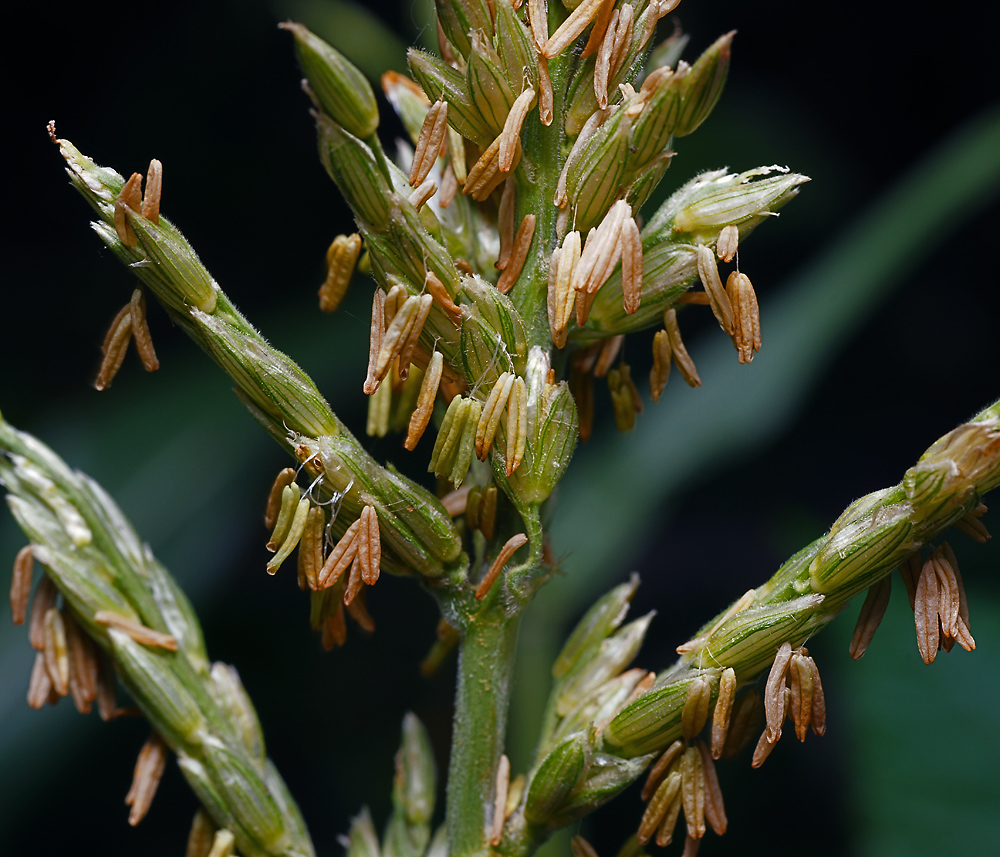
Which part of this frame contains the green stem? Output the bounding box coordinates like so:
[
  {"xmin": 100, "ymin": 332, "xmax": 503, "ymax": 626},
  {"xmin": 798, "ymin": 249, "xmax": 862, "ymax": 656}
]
[{"xmin": 447, "ymin": 609, "xmax": 522, "ymax": 857}]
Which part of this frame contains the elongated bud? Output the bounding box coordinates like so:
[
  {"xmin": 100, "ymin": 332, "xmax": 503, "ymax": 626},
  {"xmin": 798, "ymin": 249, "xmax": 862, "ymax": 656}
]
[
  {"xmin": 316, "ymin": 114, "xmax": 392, "ymax": 230},
  {"xmin": 674, "ymin": 32, "xmax": 734, "ymax": 137},
  {"xmin": 282, "ymin": 22, "xmax": 379, "ymax": 139},
  {"xmin": 525, "ymin": 732, "xmax": 589, "ymax": 825},
  {"xmin": 395, "ymin": 713, "xmax": 437, "ymax": 825},
  {"xmin": 555, "ymin": 574, "xmax": 640, "ymax": 678}
]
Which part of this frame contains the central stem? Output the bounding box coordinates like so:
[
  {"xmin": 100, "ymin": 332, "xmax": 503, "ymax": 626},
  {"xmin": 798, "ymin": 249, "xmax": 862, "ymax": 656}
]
[{"xmin": 447, "ymin": 608, "xmax": 522, "ymax": 857}]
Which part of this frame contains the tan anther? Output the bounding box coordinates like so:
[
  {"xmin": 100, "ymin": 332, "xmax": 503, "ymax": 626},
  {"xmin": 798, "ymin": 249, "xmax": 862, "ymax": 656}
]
[
  {"xmin": 27, "ymin": 651, "xmax": 53, "ymax": 709},
  {"xmin": 642, "ymin": 738, "xmax": 684, "ymax": 802},
  {"xmin": 696, "ymin": 245, "xmax": 734, "ymax": 334},
  {"xmin": 357, "ymin": 506, "xmax": 381, "ymax": 586},
  {"xmin": 264, "ymin": 468, "xmax": 297, "ymax": 531},
  {"xmin": 655, "ymin": 778, "xmax": 684, "ymax": 847},
  {"xmin": 943, "ymin": 542, "xmax": 975, "ymax": 651},
  {"xmin": 410, "ymin": 100, "xmax": 449, "ymax": 187},
  {"xmin": 129, "ymin": 287, "xmax": 160, "ymax": 372},
  {"xmin": 537, "ymin": 56, "xmax": 553, "ymax": 125},
  {"xmin": 42, "ymin": 608, "xmax": 70, "ymax": 696},
  {"xmin": 10, "ymin": 545, "xmax": 34, "ymax": 626},
  {"xmin": 751, "ymin": 722, "xmax": 779, "ymax": 768},
  {"xmin": 185, "ymin": 809, "xmax": 216, "ymax": 857},
  {"xmin": 345, "ymin": 587, "xmax": 376, "ymax": 632},
  {"xmin": 680, "ymin": 835, "xmax": 701, "ymax": 857},
  {"xmin": 682, "ymin": 675, "xmax": 712, "ymax": 740},
  {"xmin": 95, "ymin": 303, "xmax": 135, "ymax": 391},
  {"xmin": 638, "ymin": 768, "xmax": 681, "ymax": 845},
  {"xmin": 126, "ymin": 732, "xmax": 168, "ymax": 826},
  {"xmin": 953, "ymin": 503, "xmax": 991, "ymax": 542},
  {"xmin": 29, "ymin": 574, "xmax": 57, "ymax": 650},
  {"xmin": 322, "ymin": 603, "xmax": 348, "ymax": 650},
  {"xmin": 95, "ymin": 653, "xmax": 118, "ymax": 720},
  {"xmin": 787, "ymin": 649, "xmax": 814, "ymax": 742},
  {"xmin": 491, "ymin": 753, "xmax": 510, "ymax": 846},
  {"xmin": 650, "ymin": 329, "xmax": 672, "ymax": 403},
  {"xmin": 680, "ymin": 745, "xmax": 706, "ymax": 839},
  {"xmin": 475, "ymin": 533, "xmax": 528, "ymax": 600},
  {"xmin": 932, "ymin": 545, "xmax": 961, "ymax": 639},
  {"xmin": 425, "ymin": 270, "xmax": 462, "ymax": 323},
  {"xmin": 593, "ymin": 335, "xmax": 623, "ymax": 378},
  {"xmin": 593, "ymin": 8, "xmax": 621, "ymax": 109},
  {"xmin": 548, "ymin": 232, "xmax": 580, "ymax": 348},
  {"xmin": 576, "ymin": 282, "xmax": 596, "ymax": 327},
  {"xmin": 621, "ymin": 216, "xmax": 643, "ymax": 314},
  {"xmin": 398, "ymin": 294, "xmax": 434, "ymax": 380},
  {"xmin": 114, "ymin": 172, "xmax": 143, "ymax": 247},
  {"xmin": 408, "ymin": 179, "xmax": 438, "ymax": 211},
  {"xmin": 581, "ymin": 0, "xmax": 617, "ymax": 59},
  {"xmin": 808, "ymin": 657, "xmax": 826, "ymax": 736},
  {"xmin": 663, "ymin": 308, "xmax": 702, "ymax": 387},
  {"xmin": 716, "ymin": 225, "xmax": 738, "ymax": 262},
  {"xmin": 299, "ymin": 506, "xmax": 326, "ymax": 591},
  {"xmin": 500, "ymin": 88, "xmax": 536, "ymax": 173},
  {"xmin": 497, "ymin": 178, "xmax": 517, "ymax": 271},
  {"xmin": 764, "ymin": 642, "xmax": 792, "ymax": 741},
  {"xmin": 696, "ymin": 740, "xmax": 727, "ymax": 835},
  {"xmin": 465, "ymin": 134, "xmax": 521, "ymax": 201},
  {"xmin": 638, "ymin": 0, "xmax": 682, "ymax": 50},
  {"xmin": 914, "ymin": 555, "xmax": 941, "ymax": 663},
  {"xmin": 543, "ymin": 0, "xmax": 603, "ymax": 58},
  {"xmin": 849, "ymin": 575, "xmax": 892, "ymax": 659},
  {"xmin": 375, "ymin": 294, "xmax": 420, "ymax": 385},
  {"xmin": 608, "ymin": 4, "xmax": 634, "ymax": 79},
  {"xmin": 476, "ymin": 372, "xmax": 516, "ymax": 460},
  {"xmin": 573, "ymin": 201, "xmax": 631, "ymax": 295},
  {"xmin": 726, "ymin": 271, "xmax": 761, "ymax": 363},
  {"xmin": 436, "ymin": 19, "xmax": 457, "ymax": 65},
  {"xmin": 711, "ymin": 667, "xmax": 737, "ymax": 759},
  {"xmin": 364, "ymin": 289, "xmax": 386, "ymax": 394},
  {"xmin": 343, "ymin": 557, "xmax": 364, "ymax": 606},
  {"xmin": 318, "ymin": 518, "xmax": 362, "ymax": 589},
  {"xmin": 406, "ymin": 351, "xmax": 445, "ymax": 450},
  {"xmin": 527, "ymin": 0, "xmax": 549, "ymax": 49},
  {"xmin": 571, "ymin": 835, "xmax": 599, "ymax": 857},
  {"xmin": 138, "ymin": 160, "xmax": 163, "ymax": 225},
  {"xmin": 439, "ymin": 164, "xmax": 458, "ymax": 208},
  {"xmin": 505, "ymin": 377, "xmax": 528, "ymax": 476},
  {"xmin": 497, "ymin": 214, "xmax": 537, "ymax": 295},
  {"xmin": 65, "ymin": 611, "xmax": 99, "ymax": 715},
  {"xmin": 440, "ymin": 484, "xmax": 470, "ymax": 517},
  {"xmin": 94, "ymin": 611, "xmax": 179, "ymax": 651},
  {"xmin": 479, "ymin": 484, "xmax": 498, "ymax": 541}
]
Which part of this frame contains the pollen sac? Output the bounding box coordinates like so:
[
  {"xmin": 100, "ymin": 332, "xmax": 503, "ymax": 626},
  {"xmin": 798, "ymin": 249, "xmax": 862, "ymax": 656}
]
[{"xmin": 284, "ymin": 23, "xmax": 378, "ymax": 139}]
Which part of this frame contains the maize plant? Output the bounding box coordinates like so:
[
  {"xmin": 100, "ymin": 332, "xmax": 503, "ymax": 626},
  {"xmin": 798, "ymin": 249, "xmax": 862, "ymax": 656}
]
[{"xmin": 3, "ymin": 1, "xmax": 999, "ymax": 856}]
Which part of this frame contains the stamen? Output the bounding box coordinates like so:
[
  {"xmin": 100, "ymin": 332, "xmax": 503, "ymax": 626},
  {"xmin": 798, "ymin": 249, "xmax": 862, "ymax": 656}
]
[
  {"xmin": 439, "ymin": 164, "xmax": 458, "ymax": 208},
  {"xmin": 406, "ymin": 350, "xmax": 445, "ymax": 450},
  {"xmin": 581, "ymin": 0, "xmax": 618, "ymax": 60},
  {"xmin": 711, "ymin": 667, "xmax": 737, "ymax": 759},
  {"xmin": 343, "ymin": 557, "xmax": 365, "ymax": 605},
  {"xmin": 345, "ymin": 587, "xmax": 376, "ymax": 632},
  {"xmin": 425, "ymin": 270, "xmax": 463, "ymax": 323},
  {"xmin": 543, "ymin": 0, "xmax": 604, "ymax": 58},
  {"xmin": 764, "ymin": 642, "xmax": 792, "ymax": 741},
  {"xmin": 357, "ymin": 506, "xmax": 381, "ymax": 586},
  {"xmin": 141, "ymin": 159, "xmax": 162, "ymax": 224},
  {"xmin": 682, "ymin": 675, "xmax": 712, "ymax": 740},
  {"xmin": 642, "ymin": 738, "xmax": 684, "ymax": 802},
  {"xmin": 593, "ymin": 8, "xmax": 621, "ymax": 109},
  {"xmin": 65, "ymin": 611, "xmax": 99, "ymax": 715},
  {"xmin": 27, "ymin": 651, "xmax": 53, "ymax": 709},
  {"xmin": 500, "ymin": 88, "xmax": 536, "ymax": 173},
  {"xmin": 42, "ymin": 608, "xmax": 70, "ymax": 696},
  {"xmin": 716, "ymin": 224, "xmax": 738, "ymax": 262},
  {"xmin": 943, "ymin": 542, "xmax": 975, "ymax": 651},
  {"xmin": 697, "ymin": 740, "xmax": 728, "ymax": 835},
  {"xmin": 96, "ymin": 653, "xmax": 118, "ymax": 720},
  {"xmin": 408, "ymin": 179, "xmax": 438, "ymax": 211},
  {"xmin": 475, "ymin": 533, "xmax": 528, "ymax": 600},
  {"xmin": 10, "ymin": 545, "xmax": 33, "ymax": 625},
  {"xmin": 376, "ymin": 295, "xmax": 421, "ymax": 385},
  {"xmin": 318, "ymin": 518, "xmax": 362, "ymax": 589},
  {"xmin": 537, "ymin": 56, "xmax": 553, "ymax": 126},
  {"xmin": 95, "ymin": 304, "xmax": 134, "ymax": 391},
  {"xmin": 465, "ymin": 134, "xmax": 521, "ymax": 201},
  {"xmin": 397, "ymin": 294, "xmax": 434, "ymax": 379},
  {"xmin": 265, "ymin": 495, "xmax": 311, "ymax": 574},
  {"xmin": 496, "ymin": 178, "xmax": 517, "ymax": 271},
  {"xmin": 663, "ymin": 309, "xmax": 702, "ymax": 387},
  {"xmin": 726, "ymin": 271, "xmax": 761, "ymax": 364},
  {"xmin": 680, "ymin": 745, "xmax": 706, "ymax": 839},
  {"xmin": 322, "ymin": 602, "xmax": 348, "ymax": 650},
  {"xmin": 476, "ymin": 372, "xmax": 516, "ymax": 460},
  {"xmin": 650, "ymin": 329, "xmax": 672, "ymax": 403},
  {"xmin": 721, "ymin": 688, "xmax": 761, "ymax": 760},
  {"xmin": 655, "ymin": 776, "xmax": 683, "ymax": 847},
  {"xmin": 491, "ymin": 754, "xmax": 510, "ymax": 845},
  {"xmin": 94, "ymin": 611, "xmax": 179, "ymax": 651},
  {"xmin": 621, "ymin": 216, "xmax": 643, "ymax": 314},
  {"xmin": 114, "ymin": 172, "xmax": 143, "ymax": 247},
  {"xmin": 497, "ymin": 214, "xmax": 536, "ymax": 295},
  {"xmin": 505, "ymin": 377, "xmax": 528, "ymax": 476},
  {"xmin": 914, "ymin": 555, "xmax": 941, "ymax": 663},
  {"xmin": 527, "ymin": 0, "xmax": 549, "ymax": 49},
  {"xmin": 264, "ymin": 468, "xmax": 297, "ymax": 531},
  {"xmin": 440, "ymin": 485, "xmax": 470, "ymax": 517},
  {"xmin": 410, "ymin": 101, "xmax": 449, "ymax": 187},
  {"xmin": 898, "ymin": 551, "xmax": 921, "ymax": 610},
  {"xmin": 696, "ymin": 245, "xmax": 734, "ymax": 334},
  {"xmin": 849, "ymin": 575, "xmax": 892, "ymax": 659},
  {"xmin": 787, "ymin": 649, "xmax": 814, "ymax": 741},
  {"xmin": 364, "ymin": 289, "xmax": 386, "ymax": 395},
  {"xmin": 593, "ymin": 335, "xmax": 623, "ymax": 378},
  {"xmin": 299, "ymin": 506, "xmax": 326, "ymax": 590},
  {"xmin": 639, "ymin": 769, "xmax": 680, "ymax": 844},
  {"xmin": 29, "ymin": 575, "xmax": 57, "ymax": 650},
  {"xmin": 126, "ymin": 732, "xmax": 168, "ymax": 826},
  {"xmin": 129, "ymin": 287, "xmax": 159, "ymax": 372}
]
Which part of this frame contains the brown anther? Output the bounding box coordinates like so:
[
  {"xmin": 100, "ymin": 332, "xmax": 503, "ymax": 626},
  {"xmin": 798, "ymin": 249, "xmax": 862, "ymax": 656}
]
[
  {"xmin": 696, "ymin": 245, "xmax": 734, "ymax": 335},
  {"xmin": 141, "ymin": 159, "xmax": 163, "ymax": 224},
  {"xmin": 696, "ymin": 740, "xmax": 728, "ymax": 835},
  {"xmin": 537, "ymin": 56, "xmax": 553, "ymax": 126},
  {"xmin": 808, "ymin": 656, "xmax": 826, "ymax": 736},
  {"xmin": 42, "ymin": 607, "xmax": 70, "ymax": 696},
  {"xmin": 343, "ymin": 556, "xmax": 365, "ymax": 606},
  {"xmin": 787, "ymin": 649, "xmax": 814, "ymax": 742},
  {"xmin": 497, "ymin": 215, "xmax": 537, "ymax": 295},
  {"xmin": 95, "ymin": 303, "xmax": 135, "ymax": 391},
  {"xmin": 322, "ymin": 602, "xmax": 348, "ymax": 650},
  {"xmin": 726, "ymin": 271, "xmax": 761, "ymax": 364},
  {"xmin": 345, "ymin": 587, "xmax": 376, "ymax": 632},
  {"xmin": 126, "ymin": 732, "xmax": 168, "ymax": 826},
  {"xmin": 711, "ymin": 667, "xmax": 737, "ymax": 759},
  {"xmin": 397, "ymin": 294, "xmax": 434, "ymax": 380},
  {"xmin": 114, "ymin": 172, "xmax": 143, "ymax": 247},
  {"xmin": 943, "ymin": 542, "xmax": 975, "ymax": 651},
  {"xmin": 680, "ymin": 745, "xmax": 706, "ymax": 839},
  {"xmin": 751, "ymin": 727, "xmax": 778, "ymax": 768},
  {"xmin": 376, "ymin": 294, "xmax": 421, "ymax": 385},
  {"xmin": 899, "ymin": 551, "xmax": 921, "ymax": 610},
  {"xmin": 621, "ymin": 216, "xmax": 643, "ymax": 315},
  {"xmin": 318, "ymin": 518, "xmax": 362, "ymax": 589},
  {"xmin": 720, "ymin": 687, "xmax": 761, "ymax": 760},
  {"xmin": 650, "ymin": 329, "xmax": 672, "ymax": 403},
  {"xmin": 593, "ymin": 7, "xmax": 620, "ymax": 109},
  {"xmin": 500, "ymin": 89, "xmax": 536, "ymax": 173},
  {"xmin": 94, "ymin": 611, "xmax": 179, "ymax": 651},
  {"xmin": 544, "ymin": 0, "xmax": 603, "ymax": 58},
  {"xmin": 65, "ymin": 611, "xmax": 99, "ymax": 714},
  {"xmin": 440, "ymin": 484, "xmax": 470, "ymax": 517},
  {"xmin": 716, "ymin": 225, "xmax": 738, "ymax": 262},
  {"xmin": 185, "ymin": 809, "xmax": 216, "ymax": 857},
  {"xmin": 914, "ymin": 555, "xmax": 941, "ymax": 663},
  {"xmin": 931, "ymin": 545, "xmax": 961, "ymax": 639},
  {"xmin": 364, "ymin": 289, "xmax": 387, "ymax": 395},
  {"xmin": 527, "ymin": 0, "xmax": 549, "ymax": 49},
  {"xmin": 663, "ymin": 309, "xmax": 702, "ymax": 387},
  {"xmin": 849, "ymin": 575, "xmax": 892, "ymax": 659},
  {"xmin": 680, "ymin": 836, "xmax": 701, "ymax": 857},
  {"xmin": 953, "ymin": 505, "xmax": 991, "ymax": 542},
  {"xmin": 491, "ymin": 754, "xmax": 510, "ymax": 846},
  {"xmin": 299, "ymin": 506, "xmax": 326, "ymax": 591},
  {"xmin": 439, "ymin": 164, "xmax": 458, "ymax": 208},
  {"xmin": 505, "ymin": 377, "xmax": 528, "ymax": 476},
  {"xmin": 465, "ymin": 135, "xmax": 521, "ymax": 201},
  {"xmin": 29, "ymin": 575, "xmax": 57, "ymax": 650},
  {"xmin": 608, "ymin": 5, "xmax": 634, "ymax": 79},
  {"xmin": 425, "ymin": 270, "xmax": 462, "ymax": 323},
  {"xmin": 574, "ymin": 202, "xmax": 631, "ymax": 295},
  {"xmin": 406, "ymin": 350, "xmax": 445, "ymax": 450},
  {"xmin": 548, "ymin": 231, "xmax": 580, "ymax": 348},
  {"xmin": 496, "ymin": 178, "xmax": 517, "ymax": 271},
  {"xmin": 642, "ymin": 738, "xmax": 684, "ymax": 802},
  {"xmin": 27, "ymin": 651, "xmax": 53, "ymax": 709},
  {"xmin": 764, "ymin": 642, "xmax": 792, "ymax": 741},
  {"xmin": 10, "ymin": 545, "xmax": 34, "ymax": 625},
  {"xmin": 357, "ymin": 506, "xmax": 381, "ymax": 586},
  {"xmin": 581, "ymin": 0, "xmax": 617, "ymax": 58},
  {"xmin": 130, "ymin": 287, "xmax": 160, "ymax": 372},
  {"xmin": 475, "ymin": 533, "xmax": 528, "ymax": 600},
  {"xmin": 479, "ymin": 484, "xmax": 498, "ymax": 541},
  {"xmin": 410, "ymin": 100, "xmax": 449, "ymax": 187},
  {"xmin": 682, "ymin": 675, "xmax": 712, "ymax": 740},
  {"xmin": 676, "ymin": 292, "xmax": 711, "ymax": 305},
  {"xmin": 264, "ymin": 468, "xmax": 297, "ymax": 531},
  {"xmin": 96, "ymin": 652, "xmax": 118, "ymax": 720},
  {"xmin": 593, "ymin": 335, "xmax": 624, "ymax": 379}
]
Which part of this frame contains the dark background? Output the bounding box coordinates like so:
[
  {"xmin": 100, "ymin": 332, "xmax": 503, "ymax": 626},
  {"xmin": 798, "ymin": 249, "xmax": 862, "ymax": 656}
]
[{"xmin": 2, "ymin": 1, "xmax": 999, "ymax": 856}]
